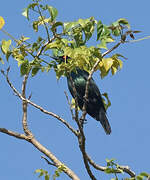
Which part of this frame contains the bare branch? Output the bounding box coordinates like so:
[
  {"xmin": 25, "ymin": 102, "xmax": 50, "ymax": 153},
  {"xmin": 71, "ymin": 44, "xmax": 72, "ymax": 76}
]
[
  {"xmin": 1, "ymin": 72, "xmax": 80, "ymax": 180},
  {"xmin": 1, "ymin": 70, "xmax": 78, "ymax": 137},
  {"xmin": 78, "ymin": 133, "xmax": 97, "ymax": 180},
  {"xmin": 102, "ymin": 41, "xmax": 122, "ymax": 58},
  {"xmin": 22, "ymin": 74, "xmax": 33, "ymax": 136},
  {"xmin": 0, "ymin": 128, "xmax": 29, "ymax": 141},
  {"xmin": 30, "ymin": 138, "xmax": 80, "ymax": 180}
]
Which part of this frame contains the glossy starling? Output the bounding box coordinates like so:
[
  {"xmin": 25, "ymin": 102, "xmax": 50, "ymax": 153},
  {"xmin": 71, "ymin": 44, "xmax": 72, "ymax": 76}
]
[{"xmin": 53, "ymin": 56, "xmax": 111, "ymax": 134}]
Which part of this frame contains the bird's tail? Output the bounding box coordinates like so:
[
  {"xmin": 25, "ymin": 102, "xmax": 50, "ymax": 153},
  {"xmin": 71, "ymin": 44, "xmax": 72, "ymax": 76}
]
[{"xmin": 97, "ymin": 108, "xmax": 111, "ymax": 135}]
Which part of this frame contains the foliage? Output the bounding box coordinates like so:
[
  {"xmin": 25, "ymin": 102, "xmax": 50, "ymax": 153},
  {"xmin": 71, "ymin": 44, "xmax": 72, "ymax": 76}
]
[
  {"xmin": 0, "ymin": 0, "xmax": 148, "ymax": 179},
  {"xmin": 35, "ymin": 165, "xmax": 66, "ymax": 180},
  {"xmin": 0, "ymin": 0, "xmax": 137, "ymax": 80}
]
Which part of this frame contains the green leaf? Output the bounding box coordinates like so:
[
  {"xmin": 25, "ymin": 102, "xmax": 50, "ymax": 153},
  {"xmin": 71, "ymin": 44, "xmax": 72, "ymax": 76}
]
[
  {"xmin": 102, "ymin": 93, "xmax": 111, "ymax": 110},
  {"xmin": 106, "ymin": 158, "xmax": 115, "ymax": 166},
  {"xmin": 32, "ymin": 66, "xmax": 40, "ymax": 77},
  {"xmin": 0, "ymin": 56, "xmax": 4, "ymax": 64},
  {"xmin": 112, "ymin": 28, "xmax": 121, "ymax": 36},
  {"xmin": 22, "ymin": 3, "xmax": 38, "ymax": 20},
  {"xmin": 22, "ymin": 8, "xmax": 29, "ymax": 20},
  {"xmin": 97, "ymin": 20, "xmax": 103, "ymax": 40},
  {"xmin": 6, "ymin": 51, "xmax": 12, "ymax": 61},
  {"xmin": 45, "ymin": 174, "xmax": 49, "ymax": 180},
  {"xmin": 20, "ymin": 60, "xmax": 30, "ymax": 76},
  {"xmin": 44, "ymin": 41, "xmax": 61, "ymax": 51},
  {"xmin": 136, "ymin": 175, "xmax": 144, "ymax": 180},
  {"xmin": 97, "ymin": 40, "xmax": 107, "ymax": 49},
  {"xmin": 47, "ymin": 6, "xmax": 58, "ymax": 22},
  {"xmin": 64, "ymin": 22, "xmax": 78, "ymax": 32},
  {"xmin": 33, "ymin": 21, "xmax": 39, "ymax": 32},
  {"xmin": 51, "ymin": 21, "xmax": 64, "ymax": 32},
  {"xmin": 118, "ymin": 18, "xmax": 130, "ymax": 28},
  {"xmin": 105, "ymin": 168, "xmax": 117, "ymax": 174},
  {"xmin": 111, "ymin": 66, "xmax": 117, "ymax": 75},
  {"xmin": 1, "ymin": 40, "xmax": 11, "ymax": 54},
  {"xmin": 139, "ymin": 172, "xmax": 149, "ymax": 177}
]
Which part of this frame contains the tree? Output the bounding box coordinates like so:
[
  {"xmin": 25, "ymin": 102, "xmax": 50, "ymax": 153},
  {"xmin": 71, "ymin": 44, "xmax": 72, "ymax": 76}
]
[{"xmin": 0, "ymin": 0, "xmax": 150, "ymax": 179}]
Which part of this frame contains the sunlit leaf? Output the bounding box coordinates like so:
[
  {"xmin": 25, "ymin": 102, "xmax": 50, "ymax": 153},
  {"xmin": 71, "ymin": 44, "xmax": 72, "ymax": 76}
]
[
  {"xmin": 64, "ymin": 22, "xmax": 78, "ymax": 32},
  {"xmin": 0, "ymin": 16, "xmax": 5, "ymax": 29},
  {"xmin": 47, "ymin": 6, "xmax": 58, "ymax": 21},
  {"xmin": 97, "ymin": 20, "xmax": 103, "ymax": 40},
  {"xmin": 102, "ymin": 92, "xmax": 111, "ymax": 110},
  {"xmin": 139, "ymin": 172, "xmax": 149, "ymax": 177},
  {"xmin": 71, "ymin": 98, "xmax": 80, "ymax": 110},
  {"xmin": 102, "ymin": 58, "xmax": 114, "ymax": 72},
  {"xmin": 1, "ymin": 40, "xmax": 11, "ymax": 54},
  {"xmin": 111, "ymin": 66, "xmax": 117, "ymax": 75},
  {"xmin": 22, "ymin": 8, "xmax": 29, "ymax": 20}
]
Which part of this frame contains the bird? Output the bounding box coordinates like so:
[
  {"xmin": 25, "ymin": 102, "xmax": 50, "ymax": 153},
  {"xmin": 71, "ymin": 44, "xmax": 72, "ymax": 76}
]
[{"xmin": 52, "ymin": 55, "xmax": 111, "ymax": 134}]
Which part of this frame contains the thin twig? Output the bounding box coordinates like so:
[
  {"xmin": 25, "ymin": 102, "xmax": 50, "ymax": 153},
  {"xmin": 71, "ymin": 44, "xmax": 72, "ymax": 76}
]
[
  {"xmin": 102, "ymin": 41, "xmax": 122, "ymax": 58},
  {"xmin": 0, "ymin": 128, "xmax": 29, "ymax": 141},
  {"xmin": 64, "ymin": 91, "xmax": 75, "ymax": 120},
  {"xmin": 41, "ymin": 156, "xmax": 56, "ymax": 167},
  {"xmin": 37, "ymin": 4, "xmax": 50, "ymax": 41}
]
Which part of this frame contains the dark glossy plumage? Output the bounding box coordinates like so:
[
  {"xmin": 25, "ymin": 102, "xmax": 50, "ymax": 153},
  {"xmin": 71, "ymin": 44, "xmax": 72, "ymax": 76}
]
[{"xmin": 53, "ymin": 56, "xmax": 111, "ymax": 134}]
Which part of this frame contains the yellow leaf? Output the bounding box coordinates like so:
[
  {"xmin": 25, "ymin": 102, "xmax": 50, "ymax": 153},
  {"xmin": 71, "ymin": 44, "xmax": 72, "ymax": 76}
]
[
  {"xmin": 102, "ymin": 58, "xmax": 114, "ymax": 72},
  {"xmin": 111, "ymin": 66, "xmax": 117, "ymax": 75},
  {"xmin": 118, "ymin": 59, "xmax": 123, "ymax": 69},
  {"xmin": 0, "ymin": 16, "xmax": 5, "ymax": 29}
]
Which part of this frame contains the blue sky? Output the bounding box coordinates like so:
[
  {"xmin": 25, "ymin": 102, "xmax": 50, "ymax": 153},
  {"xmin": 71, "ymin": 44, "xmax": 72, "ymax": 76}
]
[{"xmin": 0, "ymin": 0, "xmax": 150, "ymax": 180}]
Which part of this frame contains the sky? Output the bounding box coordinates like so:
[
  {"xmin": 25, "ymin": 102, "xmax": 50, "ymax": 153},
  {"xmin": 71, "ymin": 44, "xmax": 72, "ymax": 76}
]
[{"xmin": 0, "ymin": 0, "xmax": 150, "ymax": 180}]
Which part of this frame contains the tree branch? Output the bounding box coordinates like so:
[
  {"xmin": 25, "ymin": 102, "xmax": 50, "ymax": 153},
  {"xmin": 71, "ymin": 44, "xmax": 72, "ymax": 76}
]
[
  {"xmin": 86, "ymin": 153, "xmax": 136, "ymax": 177},
  {"xmin": 1, "ymin": 70, "xmax": 80, "ymax": 180},
  {"xmin": 1, "ymin": 70, "xmax": 78, "ymax": 137},
  {"xmin": 22, "ymin": 74, "xmax": 33, "ymax": 136},
  {"xmin": 0, "ymin": 128, "xmax": 29, "ymax": 141},
  {"xmin": 30, "ymin": 138, "xmax": 80, "ymax": 180}
]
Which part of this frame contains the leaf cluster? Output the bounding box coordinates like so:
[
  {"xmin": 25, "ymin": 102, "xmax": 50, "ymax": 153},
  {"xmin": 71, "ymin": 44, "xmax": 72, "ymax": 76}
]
[
  {"xmin": 35, "ymin": 165, "xmax": 66, "ymax": 180},
  {"xmin": 0, "ymin": 0, "xmax": 138, "ymax": 79}
]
